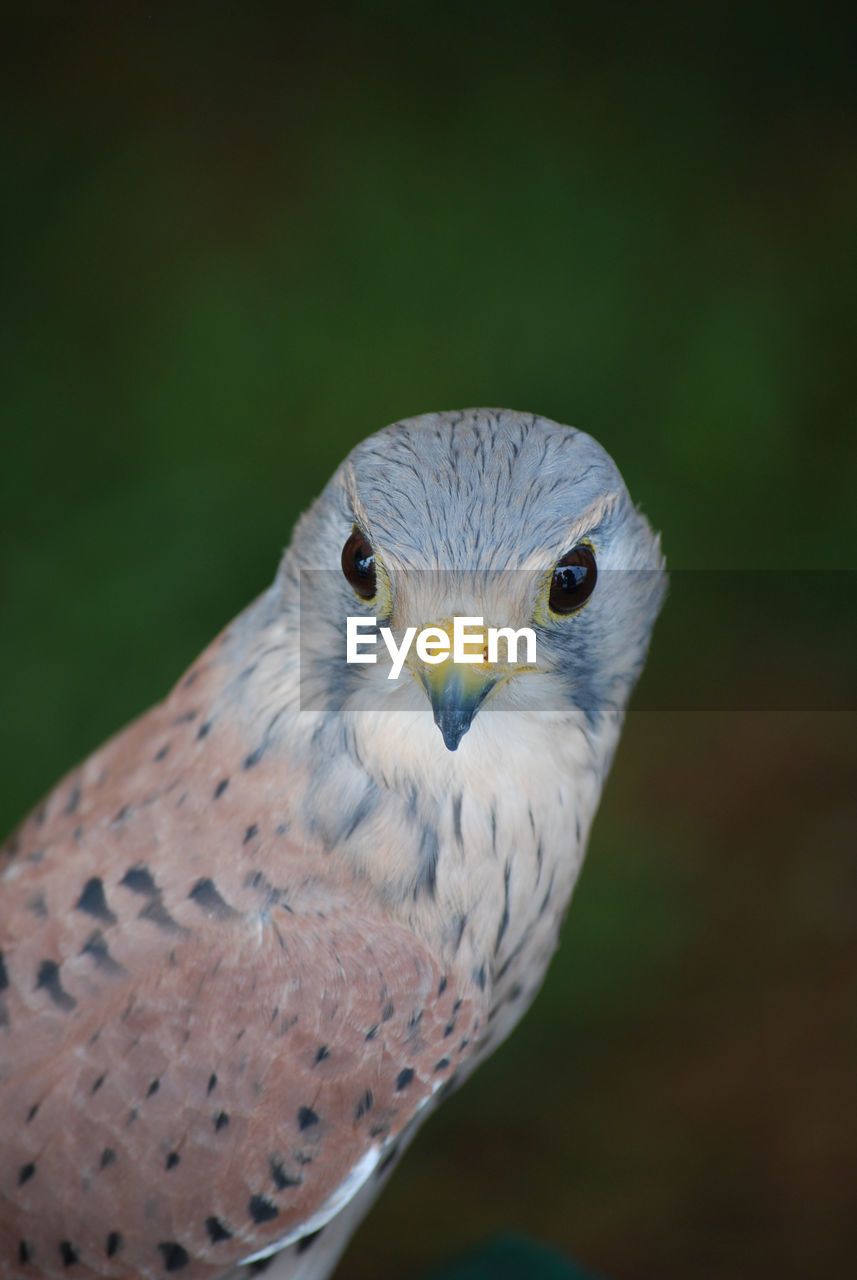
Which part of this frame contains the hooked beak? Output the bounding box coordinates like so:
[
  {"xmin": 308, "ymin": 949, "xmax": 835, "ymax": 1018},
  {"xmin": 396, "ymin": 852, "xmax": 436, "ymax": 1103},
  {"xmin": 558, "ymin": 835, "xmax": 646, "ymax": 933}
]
[{"xmin": 419, "ymin": 663, "xmax": 498, "ymax": 751}]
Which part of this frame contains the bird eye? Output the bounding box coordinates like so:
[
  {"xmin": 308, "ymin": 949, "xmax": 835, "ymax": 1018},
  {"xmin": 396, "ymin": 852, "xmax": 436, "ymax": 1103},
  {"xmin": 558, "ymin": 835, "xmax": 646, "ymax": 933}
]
[
  {"xmin": 341, "ymin": 529, "xmax": 376, "ymax": 600},
  {"xmin": 549, "ymin": 544, "xmax": 597, "ymax": 614}
]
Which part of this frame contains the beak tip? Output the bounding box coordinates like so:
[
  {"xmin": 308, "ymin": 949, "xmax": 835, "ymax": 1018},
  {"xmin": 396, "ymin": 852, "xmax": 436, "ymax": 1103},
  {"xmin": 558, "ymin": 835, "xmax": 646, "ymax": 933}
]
[
  {"xmin": 423, "ymin": 665, "xmax": 497, "ymax": 753},
  {"xmin": 435, "ymin": 711, "xmax": 469, "ymax": 752}
]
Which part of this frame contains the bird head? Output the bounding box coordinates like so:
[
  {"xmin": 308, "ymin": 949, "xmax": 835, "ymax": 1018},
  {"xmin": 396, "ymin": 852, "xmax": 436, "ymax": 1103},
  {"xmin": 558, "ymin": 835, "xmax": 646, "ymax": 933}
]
[{"xmin": 288, "ymin": 409, "xmax": 665, "ymax": 757}]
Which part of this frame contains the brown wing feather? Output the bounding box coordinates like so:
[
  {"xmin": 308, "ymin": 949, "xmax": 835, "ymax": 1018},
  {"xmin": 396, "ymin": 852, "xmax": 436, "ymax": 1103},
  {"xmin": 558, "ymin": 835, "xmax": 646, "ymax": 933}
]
[{"xmin": 0, "ymin": 646, "xmax": 480, "ymax": 1278}]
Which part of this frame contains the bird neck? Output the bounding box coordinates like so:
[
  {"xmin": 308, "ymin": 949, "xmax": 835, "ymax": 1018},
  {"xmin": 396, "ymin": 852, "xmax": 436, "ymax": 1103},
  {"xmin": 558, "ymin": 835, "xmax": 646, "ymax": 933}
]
[{"xmin": 212, "ymin": 583, "xmax": 622, "ymax": 1026}]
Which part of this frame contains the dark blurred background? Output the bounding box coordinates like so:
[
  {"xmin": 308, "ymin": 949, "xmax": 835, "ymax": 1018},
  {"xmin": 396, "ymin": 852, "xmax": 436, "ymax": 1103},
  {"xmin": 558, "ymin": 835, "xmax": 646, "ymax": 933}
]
[{"xmin": 1, "ymin": 4, "xmax": 855, "ymax": 1278}]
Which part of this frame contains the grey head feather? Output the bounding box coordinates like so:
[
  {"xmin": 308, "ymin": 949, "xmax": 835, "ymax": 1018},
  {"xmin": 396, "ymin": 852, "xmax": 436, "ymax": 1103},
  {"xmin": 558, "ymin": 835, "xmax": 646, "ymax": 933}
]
[{"xmin": 296, "ymin": 408, "xmax": 626, "ymax": 572}]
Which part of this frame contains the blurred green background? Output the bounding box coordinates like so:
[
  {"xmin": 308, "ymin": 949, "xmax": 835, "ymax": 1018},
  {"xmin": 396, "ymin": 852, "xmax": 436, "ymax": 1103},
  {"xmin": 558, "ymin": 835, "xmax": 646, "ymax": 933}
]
[{"xmin": 1, "ymin": 4, "xmax": 855, "ymax": 1278}]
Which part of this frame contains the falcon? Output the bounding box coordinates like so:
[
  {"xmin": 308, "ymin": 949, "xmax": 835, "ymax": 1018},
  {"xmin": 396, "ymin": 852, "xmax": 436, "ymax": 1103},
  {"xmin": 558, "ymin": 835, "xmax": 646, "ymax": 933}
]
[{"xmin": 0, "ymin": 409, "xmax": 666, "ymax": 1279}]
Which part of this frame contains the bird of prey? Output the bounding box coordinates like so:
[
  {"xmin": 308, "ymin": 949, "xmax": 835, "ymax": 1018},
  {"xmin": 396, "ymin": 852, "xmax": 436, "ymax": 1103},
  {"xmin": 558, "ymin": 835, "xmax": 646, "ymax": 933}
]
[{"xmin": 0, "ymin": 409, "xmax": 665, "ymax": 1280}]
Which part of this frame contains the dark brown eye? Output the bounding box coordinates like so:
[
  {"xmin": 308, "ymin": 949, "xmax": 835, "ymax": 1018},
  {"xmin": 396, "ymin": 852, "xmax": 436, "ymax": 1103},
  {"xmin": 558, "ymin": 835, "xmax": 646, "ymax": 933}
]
[
  {"xmin": 549, "ymin": 544, "xmax": 597, "ymax": 614},
  {"xmin": 341, "ymin": 529, "xmax": 376, "ymax": 600}
]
